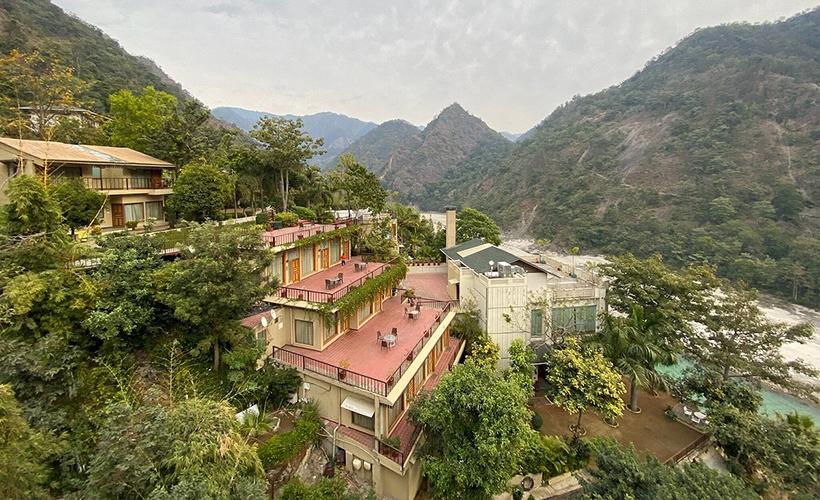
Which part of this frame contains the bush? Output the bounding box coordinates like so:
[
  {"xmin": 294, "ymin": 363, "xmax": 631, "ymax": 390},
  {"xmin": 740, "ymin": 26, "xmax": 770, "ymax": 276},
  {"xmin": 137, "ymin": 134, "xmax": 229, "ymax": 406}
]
[
  {"xmin": 255, "ymin": 212, "xmax": 270, "ymax": 226},
  {"xmin": 258, "ymin": 404, "xmax": 321, "ymax": 469},
  {"xmin": 279, "ymin": 476, "xmax": 361, "ymax": 500},
  {"xmin": 512, "ymin": 487, "xmax": 523, "ymax": 500},
  {"xmin": 291, "ymin": 205, "xmax": 317, "ymax": 222},
  {"xmin": 275, "ymin": 211, "xmax": 299, "ymax": 227},
  {"xmin": 126, "ymin": 220, "xmax": 139, "ymax": 230},
  {"xmin": 316, "ymin": 208, "xmax": 335, "ymax": 224},
  {"xmin": 244, "ymin": 208, "xmax": 254, "ymax": 216},
  {"xmin": 237, "ymin": 362, "xmax": 300, "ymax": 409},
  {"xmin": 531, "ymin": 412, "xmax": 543, "ymax": 430}
]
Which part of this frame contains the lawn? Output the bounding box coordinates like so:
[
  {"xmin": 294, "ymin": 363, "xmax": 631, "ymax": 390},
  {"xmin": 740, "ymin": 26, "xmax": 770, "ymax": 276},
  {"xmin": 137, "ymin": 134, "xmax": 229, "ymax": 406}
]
[{"xmin": 531, "ymin": 383, "xmax": 704, "ymax": 463}]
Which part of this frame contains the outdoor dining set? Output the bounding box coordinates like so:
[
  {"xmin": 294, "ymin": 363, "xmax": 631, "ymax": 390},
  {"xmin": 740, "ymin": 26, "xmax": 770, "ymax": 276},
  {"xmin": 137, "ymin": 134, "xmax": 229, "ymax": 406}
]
[
  {"xmin": 378, "ymin": 328, "xmax": 399, "ymax": 349},
  {"xmin": 325, "ymin": 273, "xmax": 343, "ymax": 289},
  {"xmin": 683, "ymin": 405, "xmax": 709, "ymax": 426}
]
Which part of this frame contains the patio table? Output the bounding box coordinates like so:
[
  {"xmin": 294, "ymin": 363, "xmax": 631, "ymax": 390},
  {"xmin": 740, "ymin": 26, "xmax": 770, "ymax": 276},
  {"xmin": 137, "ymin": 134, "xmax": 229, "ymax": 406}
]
[
  {"xmin": 382, "ymin": 334, "xmax": 397, "ymax": 348},
  {"xmin": 693, "ymin": 411, "xmax": 706, "ymax": 420}
]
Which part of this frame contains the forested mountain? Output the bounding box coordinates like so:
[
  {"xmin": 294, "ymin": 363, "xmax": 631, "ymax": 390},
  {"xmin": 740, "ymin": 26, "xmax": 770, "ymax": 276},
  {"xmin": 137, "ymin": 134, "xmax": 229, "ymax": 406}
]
[
  {"xmin": 335, "ymin": 103, "xmax": 511, "ymax": 202},
  {"xmin": 212, "ymin": 107, "xmax": 378, "ymax": 164},
  {"xmin": 0, "ymin": 0, "xmax": 191, "ymax": 110},
  {"xmin": 426, "ymin": 9, "xmax": 820, "ymax": 307}
]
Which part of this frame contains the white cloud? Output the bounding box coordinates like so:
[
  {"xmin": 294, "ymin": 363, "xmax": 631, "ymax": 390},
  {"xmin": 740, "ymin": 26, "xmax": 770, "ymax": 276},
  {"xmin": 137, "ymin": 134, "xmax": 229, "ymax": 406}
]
[{"xmin": 55, "ymin": 0, "xmax": 817, "ymax": 132}]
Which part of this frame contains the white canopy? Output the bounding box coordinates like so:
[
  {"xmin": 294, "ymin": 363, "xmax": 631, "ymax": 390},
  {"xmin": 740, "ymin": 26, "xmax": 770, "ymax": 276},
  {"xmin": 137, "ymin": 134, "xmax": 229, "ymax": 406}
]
[{"xmin": 341, "ymin": 396, "xmax": 374, "ymax": 417}]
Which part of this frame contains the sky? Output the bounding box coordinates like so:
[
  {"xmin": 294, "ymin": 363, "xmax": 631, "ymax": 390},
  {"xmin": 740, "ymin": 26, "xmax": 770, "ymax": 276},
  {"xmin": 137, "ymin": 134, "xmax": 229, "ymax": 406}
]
[{"xmin": 55, "ymin": 0, "xmax": 817, "ymax": 133}]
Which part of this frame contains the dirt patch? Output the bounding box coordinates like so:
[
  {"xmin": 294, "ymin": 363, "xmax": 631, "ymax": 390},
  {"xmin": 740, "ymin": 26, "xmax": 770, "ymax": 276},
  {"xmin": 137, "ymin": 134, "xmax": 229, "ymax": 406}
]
[{"xmin": 531, "ymin": 384, "xmax": 703, "ymax": 463}]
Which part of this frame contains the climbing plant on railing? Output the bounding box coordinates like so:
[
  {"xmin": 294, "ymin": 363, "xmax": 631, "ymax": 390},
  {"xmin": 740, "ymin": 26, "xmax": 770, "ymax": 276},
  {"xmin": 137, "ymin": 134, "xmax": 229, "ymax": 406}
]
[
  {"xmin": 320, "ymin": 258, "xmax": 407, "ymax": 324},
  {"xmin": 288, "ymin": 225, "xmax": 359, "ymax": 250}
]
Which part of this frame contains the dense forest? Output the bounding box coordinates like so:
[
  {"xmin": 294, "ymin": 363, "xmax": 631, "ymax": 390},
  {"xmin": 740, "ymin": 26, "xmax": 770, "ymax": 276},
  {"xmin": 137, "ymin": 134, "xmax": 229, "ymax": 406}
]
[
  {"xmin": 342, "ymin": 9, "xmax": 820, "ymax": 308},
  {"xmin": 0, "ymin": 0, "xmax": 191, "ymax": 110}
]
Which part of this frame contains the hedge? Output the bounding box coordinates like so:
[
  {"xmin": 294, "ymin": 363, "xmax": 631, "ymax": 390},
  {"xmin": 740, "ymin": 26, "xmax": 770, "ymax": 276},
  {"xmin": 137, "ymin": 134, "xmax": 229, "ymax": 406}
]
[{"xmin": 258, "ymin": 405, "xmax": 321, "ymax": 469}]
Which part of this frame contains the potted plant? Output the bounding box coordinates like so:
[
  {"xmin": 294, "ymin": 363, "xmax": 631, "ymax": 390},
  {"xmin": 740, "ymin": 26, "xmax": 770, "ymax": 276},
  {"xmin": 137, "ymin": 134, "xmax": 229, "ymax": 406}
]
[
  {"xmin": 126, "ymin": 220, "xmax": 139, "ymax": 231},
  {"xmin": 406, "ymin": 351, "xmax": 414, "ymax": 362},
  {"xmin": 380, "ymin": 435, "xmax": 401, "ymax": 458},
  {"xmin": 339, "ymin": 359, "xmax": 350, "ymax": 380}
]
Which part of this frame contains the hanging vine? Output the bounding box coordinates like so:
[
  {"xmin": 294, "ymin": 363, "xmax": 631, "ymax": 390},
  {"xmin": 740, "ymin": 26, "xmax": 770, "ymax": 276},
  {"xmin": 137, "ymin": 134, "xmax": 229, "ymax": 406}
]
[
  {"xmin": 286, "ymin": 225, "xmax": 359, "ymax": 251},
  {"xmin": 319, "ymin": 258, "xmax": 408, "ymax": 324}
]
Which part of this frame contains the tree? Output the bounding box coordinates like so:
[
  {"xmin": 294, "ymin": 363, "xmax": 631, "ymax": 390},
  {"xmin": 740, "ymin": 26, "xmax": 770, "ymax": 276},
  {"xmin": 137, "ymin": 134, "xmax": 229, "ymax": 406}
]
[
  {"xmin": 390, "ymin": 202, "xmax": 438, "ymax": 259},
  {"xmin": 507, "ymin": 339, "xmax": 535, "ymax": 395},
  {"xmin": 86, "ymin": 392, "xmax": 267, "ymax": 499},
  {"xmin": 334, "ymin": 154, "xmax": 387, "ymax": 215},
  {"xmin": 165, "ymin": 161, "xmax": 230, "ymax": 222},
  {"xmin": 50, "ymin": 179, "xmax": 106, "ymax": 236},
  {"xmin": 591, "ymin": 306, "xmax": 675, "ymax": 412},
  {"xmin": 0, "ymin": 385, "xmax": 60, "ymax": 500},
  {"xmin": 582, "ymin": 440, "xmax": 756, "ymax": 500},
  {"xmin": 251, "ymin": 116, "xmax": 324, "ymax": 211},
  {"xmin": 0, "ymin": 49, "xmax": 91, "ymax": 142},
  {"xmin": 689, "ymin": 283, "xmax": 816, "ymax": 397},
  {"xmin": 543, "ymin": 340, "xmax": 625, "ymax": 438},
  {"xmin": 279, "ymin": 476, "xmax": 364, "ymax": 500},
  {"xmin": 771, "ymin": 184, "xmax": 804, "ymax": 222},
  {"xmin": 155, "ymin": 223, "xmax": 275, "ymax": 371},
  {"xmin": 456, "ymin": 208, "xmax": 501, "ymax": 245},
  {"xmin": 709, "ymin": 405, "xmax": 819, "ymax": 497},
  {"xmin": 1, "ymin": 175, "xmax": 62, "ymax": 236},
  {"xmin": 708, "ymin": 196, "xmax": 736, "ymax": 224},
  {"xmin": 599, "ymin": 253, "xmax": 716, "ymax": 352},
  {"xmin": 410, "ymin": 361, "xmax": 534, "ymax": 500}
]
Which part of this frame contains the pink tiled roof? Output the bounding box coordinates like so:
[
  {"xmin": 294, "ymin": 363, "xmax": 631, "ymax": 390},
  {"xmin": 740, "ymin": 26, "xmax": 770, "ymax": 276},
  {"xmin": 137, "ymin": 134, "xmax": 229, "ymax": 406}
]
[
  {"xmin": 403, "ymin": 271, "xmax": 450, "ymax": 301},
  {"xmin": 284, "ymin": 295, "xmax": 447, "ymax": 382},
  {"xmin": 241, "ymin": 310, "xmax": 269, "ymax": 329}
]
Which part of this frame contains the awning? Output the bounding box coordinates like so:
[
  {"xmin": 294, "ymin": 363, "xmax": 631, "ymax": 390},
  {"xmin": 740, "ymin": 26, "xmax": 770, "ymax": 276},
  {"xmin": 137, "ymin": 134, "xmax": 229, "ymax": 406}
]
[
  {"xmin": 341, "ymin": 396, "xmax": 375, "ymax": 417},
  {"xmin": 448, "ymin": 278, "xmax": 459, "ymax": 285}
]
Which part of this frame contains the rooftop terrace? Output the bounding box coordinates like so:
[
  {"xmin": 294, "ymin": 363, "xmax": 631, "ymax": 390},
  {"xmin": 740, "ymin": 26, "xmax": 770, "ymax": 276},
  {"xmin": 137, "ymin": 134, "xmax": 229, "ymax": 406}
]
[
  {"xmin": 261, "ymin": 218, "xmax": 355, "ymax": 247},
  {"xmin": 273, "ymin": 295, "xmax": 452, "ymax": 396},
  {"xmin": 277, "ymin": 256, "xmax": 390, "ymax": 303}
]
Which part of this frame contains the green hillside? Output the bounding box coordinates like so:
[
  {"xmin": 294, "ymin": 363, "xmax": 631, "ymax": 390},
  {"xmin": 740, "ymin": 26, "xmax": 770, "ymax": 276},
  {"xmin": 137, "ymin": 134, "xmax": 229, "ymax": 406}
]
[
  {"xmin": 0, "ymin": 0, "xmax": 191, "ymax": 111},
  {"xmin": 432, "ymin": 10, "xmax": 820, "ymax": 307}
]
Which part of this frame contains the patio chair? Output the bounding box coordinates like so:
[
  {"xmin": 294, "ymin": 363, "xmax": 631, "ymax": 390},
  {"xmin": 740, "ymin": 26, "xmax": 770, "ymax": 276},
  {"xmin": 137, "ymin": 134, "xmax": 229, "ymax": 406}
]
[
  {"xmin": 691, "ymin": 416, "xmax": 701, "ymax": 425},
  {"xmin": 381, "ymin": 339, "xmax": 389, "ymax": 349},
  {"xmin": 391, "ymin": 327, "xmax": 398, "ymax": 337},
  {"xmin": 376, "ymin": 330, "xmax": 382, "ymax": 341},
  {"xmin": 337, "ymin": 272, "xmax": 343, "ymax": 282},
  {"xmin": 683, "ymin": 406, "xmax": 692, "ymax": 416}
]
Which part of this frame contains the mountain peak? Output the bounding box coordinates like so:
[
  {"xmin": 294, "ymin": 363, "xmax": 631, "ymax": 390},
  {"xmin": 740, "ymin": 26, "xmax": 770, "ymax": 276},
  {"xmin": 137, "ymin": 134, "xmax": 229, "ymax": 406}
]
[{"xmin": 438, "ymin": 102, "xmax": 469, "ymax": 118}]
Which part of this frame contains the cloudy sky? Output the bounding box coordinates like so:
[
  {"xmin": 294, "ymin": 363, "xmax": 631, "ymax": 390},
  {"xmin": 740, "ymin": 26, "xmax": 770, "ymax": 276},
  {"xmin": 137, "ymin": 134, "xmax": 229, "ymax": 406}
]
[{"xmin": 55, "ymin": 0, "xmax": 816, "ymax": 132}]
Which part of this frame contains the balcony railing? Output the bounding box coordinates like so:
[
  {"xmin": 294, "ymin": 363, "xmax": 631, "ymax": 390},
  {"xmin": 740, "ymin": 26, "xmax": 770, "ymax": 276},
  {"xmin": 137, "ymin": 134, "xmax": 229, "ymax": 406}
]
[
  {"xmin": 271, "ymin": 302, "xmax": 453, "ymax": 397},
  {"xmin": 279, "ymin": 259, "xmax": 393, "ymax": 303},
  {"xmin": 378, "ymin": 426, "xmax": 422, "ymax": 468},
  {"xmin": 262, "ymin": 218, "xmax": 356, "ymax": 247},
  {"xmin": 83, "ymin": 176, "xmax": 172, "ymax": 190}
]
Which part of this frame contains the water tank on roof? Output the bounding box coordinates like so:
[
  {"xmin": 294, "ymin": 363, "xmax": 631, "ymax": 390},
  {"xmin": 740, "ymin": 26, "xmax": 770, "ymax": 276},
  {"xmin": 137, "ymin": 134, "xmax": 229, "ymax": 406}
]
[{"xmin": 497, "ymin": 262, "xmax": 512, "ymax": 277}]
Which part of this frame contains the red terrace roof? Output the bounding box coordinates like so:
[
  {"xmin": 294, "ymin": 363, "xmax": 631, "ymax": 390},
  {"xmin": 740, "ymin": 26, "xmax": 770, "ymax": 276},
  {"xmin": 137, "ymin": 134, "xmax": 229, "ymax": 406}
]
[
  {"xmin": 241, "ymin": 310, "xmax": 271, "ymax": 329},
  {"xmin": 278, "ymin": 256, "xmax": 389, "ymax": 303},
  {"xmin": 403, "ymin": 271, "xmax": 450, "ymax": 301},
  {"xmin": 284, "ymin": 295, "xmax": 446, "ymax": 382},
  {"xmin": 262, "ymin": 220, "xmax": 353, "ymax": 247}
]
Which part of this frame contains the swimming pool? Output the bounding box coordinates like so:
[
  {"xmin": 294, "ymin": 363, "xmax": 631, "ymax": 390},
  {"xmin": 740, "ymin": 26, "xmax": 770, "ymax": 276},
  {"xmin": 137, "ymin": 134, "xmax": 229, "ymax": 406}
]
[{"xmin": 657, "ymin": 359, "xmax": 820, "ymax": 425}]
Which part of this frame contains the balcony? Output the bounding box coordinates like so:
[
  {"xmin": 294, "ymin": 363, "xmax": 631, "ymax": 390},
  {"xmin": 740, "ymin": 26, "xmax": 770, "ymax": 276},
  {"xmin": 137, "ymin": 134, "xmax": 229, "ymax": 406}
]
[
  {"xmin": 262, "ymin": 219, "xmax": 356, "ymax": 247},
  {"xmin": 271, "ymin": 297, "xmax": 453, "ymax": 396},
  {"xmin": 82, "ymin": 176, "xmax": 172, "ymax": 191},
  {"xmin": 278, "ymin": 256, "xmax": 392, "ymax": 303}
]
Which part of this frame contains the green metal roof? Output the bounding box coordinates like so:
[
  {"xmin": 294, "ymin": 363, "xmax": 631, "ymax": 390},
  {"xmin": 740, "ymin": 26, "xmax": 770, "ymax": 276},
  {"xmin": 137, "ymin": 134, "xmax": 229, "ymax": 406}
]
[{"xmin": 441, "ymin": 238, "xmax": 523, "ymax": 274}]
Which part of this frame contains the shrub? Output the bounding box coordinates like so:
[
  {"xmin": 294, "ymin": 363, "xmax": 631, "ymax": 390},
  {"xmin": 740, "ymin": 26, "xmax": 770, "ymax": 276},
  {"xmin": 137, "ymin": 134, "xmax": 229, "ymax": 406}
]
[
  {"xmin": 255, "ymin": 211, "xmax": 270, "ymax": 226},
  {"xmin": 258, "ymin": 404, "xmax": 321, "ymax": 469},
  {"xmin": 380, "ymin": 435, "xmax": 401, "ymax": 449},
  {"xmin": 316, "ymin": 208, "xmax": 335, "ymax": 223},
  {"xmin": 126, "ymin": 220, "xmax": 139, "ymax": 230},
  {"xmin": 291, "ymin": 205, "xmax": 317, "ymax": 222},
  {"xmin": 244, "ymin": 208, "xmax": 254, "ymax": 216},
  {"xmin": 531, "ymin": 412, "xmax": 543, "ymax": 431},
  {"xmin": 512, "ymin": 487, "xmax": 523, "ymax": 500},
  {"xmin": 275, "ymin": 211, "xmax": 299, "ymax": 227}
]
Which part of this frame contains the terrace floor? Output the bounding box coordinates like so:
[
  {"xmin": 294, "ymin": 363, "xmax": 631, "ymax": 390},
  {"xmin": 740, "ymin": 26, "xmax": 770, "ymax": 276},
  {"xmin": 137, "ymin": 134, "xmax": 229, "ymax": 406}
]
[
  {"xmin": 263, "ymin": 221, "xmax": 345, "ymax": 247},
  {"xmin": 403, "ymin": 270, "xmax": 451, "ymax": 302},
  {"xmin": 281, "ymin": 256, "xmax": 388, "ymax": 302},
  {"xmin": 284, "ymin": 295, "xmax": 446, "ymax": 381},
  {"xmin": 531, "ymin": 382, "xmax": 704, "ymax": 463}
]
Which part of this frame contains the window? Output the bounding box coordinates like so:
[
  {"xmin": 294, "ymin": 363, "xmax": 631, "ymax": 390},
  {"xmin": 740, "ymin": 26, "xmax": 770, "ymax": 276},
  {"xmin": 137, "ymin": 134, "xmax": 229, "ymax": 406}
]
[
  {"xmin": 146, "ymin": 201, "xmax": 163, "ymax": 220},
  {"xmin": 91, "ymin": 166, "xmax": 101, "ymax": 178},
  {"xmin": 256, "ymin": 328, "xmax": 267, "ymax": 348},
  {"xmin": 351, "ymin": 412, "xmax": 374, "ymax": 430},
  {"xmin": 301, "ymin": 246, "xmax": 314, "ymax": 274},
  {"xmin": 551, "ymin": 305, "xmax": 597, "ymax": 333},
  {"xmin": 5, "ymin": 162, "xmax": 19, "ymax": 178},
  {"xmin": 330, "ymin": 238, "xmax": 340, "ymax": 262},
  {"xmin": 531, "ymin": 309, "xmax": 543, "ymax": 337},
  {"xmin": 270, "ymin": 254, "xmax": 283, "ymax": 281},
  {"xmin": 323, "ymin": 320, "xmax": 335, "ymax": 342},
  {"xmin": 124, "ymin": 203, "xmax": 144, "ymax": 222},
  {"xmin": 576, "ymin": 305, "xmax": 597, "ymax": 332},
  {"xmin": 295, "ymin": 320, "xmax": 314, "ymax": 345},
  {"xmin": 358, "ymin": 300, "xmax": 373, "ymax": 323}
]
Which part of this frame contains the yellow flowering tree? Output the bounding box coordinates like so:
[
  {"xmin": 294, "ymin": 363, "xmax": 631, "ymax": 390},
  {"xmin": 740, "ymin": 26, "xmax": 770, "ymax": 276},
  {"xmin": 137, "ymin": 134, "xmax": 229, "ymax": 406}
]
[{"xmin": 544, "ymin": 339, "xmax": 625, "ymax": 438}]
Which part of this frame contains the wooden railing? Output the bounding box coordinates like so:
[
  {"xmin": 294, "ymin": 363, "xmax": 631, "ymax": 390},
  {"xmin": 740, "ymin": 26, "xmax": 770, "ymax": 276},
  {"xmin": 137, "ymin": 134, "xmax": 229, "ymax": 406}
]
[
  {"xmin": 279, "ymin": 258, "xmax": 394, "ymax": 303},
  {"xmin": 378, "ymin": 425, "xmax": 423, "ymax": 468},
  {"xmin": 666, "ymin": 433, "xmax": 710, "ymax": 464},
  {"xmin": 271, "ymin": 346, "xmax": 390, "ymax": 396},
  {"xmin": 262, "ymin": 218, "xmax": 356, "ymax": 247},
  {"xmin": 83, "ymin": 176, "xmax": 171, "ymax": 190}
]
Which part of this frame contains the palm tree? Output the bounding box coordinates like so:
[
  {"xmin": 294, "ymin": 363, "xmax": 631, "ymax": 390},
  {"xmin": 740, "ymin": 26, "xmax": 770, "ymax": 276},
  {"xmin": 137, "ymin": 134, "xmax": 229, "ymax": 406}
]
[{"xmin": 591, "ymin": 305, "xmax": 676, "ymax": 412}]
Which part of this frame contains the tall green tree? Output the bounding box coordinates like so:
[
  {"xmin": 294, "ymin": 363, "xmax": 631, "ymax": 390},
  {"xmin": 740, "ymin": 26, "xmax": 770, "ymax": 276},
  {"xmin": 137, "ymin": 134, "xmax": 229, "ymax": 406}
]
[
  {"xmin": 690, "ymin": 283, "xmax": 816, "ymax": 397},
  {"xmin": 591, "ymin": 306, "xmax": 675, "ymax": 412},
  {"xmin": 410, "ymin": 361, "xmax": 534, "ymax": 500},
  {"xmin": 543, "ymin": 339, "xmax": 625, "ymax": 438},
  {"xmin": 50, "ymin": 179, "xmax": 106, "ymax": 236},
  {"xmin": 251, "ymin": 116, "xmax": 324, "ymax": 211},
  {"xmin": 165, "ymin": 161, "xmax": 230, "ymax": 222},
  {"xmin": 155, "ymin": 223, "xmax": 275, "ymax": 371},
  {"xmin": 456, "ymin": 207, "xmax": 502, "ymax": 245},
  {"xmin": 0, "ymin": 385, "xmax": 60, "ymax": 500},
  {"xmin": 333, "ymin": 154, "xmax": 387, "ymax": 215}
]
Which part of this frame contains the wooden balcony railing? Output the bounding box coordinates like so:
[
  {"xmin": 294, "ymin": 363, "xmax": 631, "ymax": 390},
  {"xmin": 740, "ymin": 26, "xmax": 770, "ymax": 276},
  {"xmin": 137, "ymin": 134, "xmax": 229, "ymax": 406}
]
[
  {"xmin": 82, "ymin": 176, "xmax": 172, "ymax": 190},
  {"xmin": 271, "ymin": 346, "xmax": 390, "ymax": 396},
  {"xmin": 378, "ymin": 425, "xmax": 422, "ymax": 468},
  {"xmin": 262, "ymin": 218, "xmax": 357, "ymax": 247},
  {"xmin": 278, "ymin": 258, "xmax": 393, "ymax": 303},
  {"xmin": 385, "ymin": 302, "xmax": 452, "ymax": 387}
]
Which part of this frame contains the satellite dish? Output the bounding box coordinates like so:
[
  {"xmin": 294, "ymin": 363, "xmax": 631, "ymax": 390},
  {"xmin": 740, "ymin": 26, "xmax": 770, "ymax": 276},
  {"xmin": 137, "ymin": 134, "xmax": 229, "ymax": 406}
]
[
  {"xmin": 489, "ymin": 260, "xmax": 495, "ymax": 267},
  {"xmin": 260, "ymin": 317, "xmax": 268, "ymax": 328}
]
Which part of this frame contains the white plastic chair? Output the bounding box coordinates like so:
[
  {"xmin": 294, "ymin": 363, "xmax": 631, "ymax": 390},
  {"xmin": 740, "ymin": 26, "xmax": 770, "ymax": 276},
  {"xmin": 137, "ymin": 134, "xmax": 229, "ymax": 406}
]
[{"xmin": 683, "ymin": 406, "xmax": 692, "ymax": 416}]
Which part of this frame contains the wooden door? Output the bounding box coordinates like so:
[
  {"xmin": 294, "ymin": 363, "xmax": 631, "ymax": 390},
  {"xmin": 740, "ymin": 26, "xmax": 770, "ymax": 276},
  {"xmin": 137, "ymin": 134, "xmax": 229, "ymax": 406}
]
[
  {"xmin": 150, "ymin": 169, "xmax": 163, "ymax": 189},
  {"xmin": 111, "ymin": 203, "xmax": 124, "ymax": 228},
  {"xmin": 290, "ymin": 258, "xmax": 301, "ymax": 283},
  {"xmin": 321, "ymin": 249, "xmax": 330, "ymax": 269}
]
